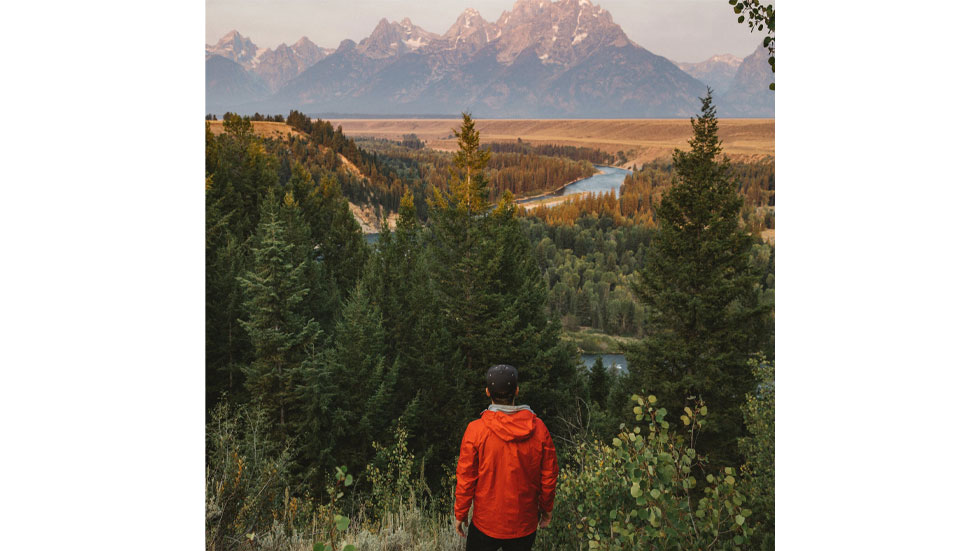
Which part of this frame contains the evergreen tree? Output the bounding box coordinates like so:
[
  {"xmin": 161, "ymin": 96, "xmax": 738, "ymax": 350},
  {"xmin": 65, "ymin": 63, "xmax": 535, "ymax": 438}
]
[
  {"xmin": 223, "ymin": 113, "xmax": 253, "ymax": 138},
  {"xmin": 288, "ymin": 166, "xmax": 367, "ymax": 304},
  {"xmin": 427, "ymin": 113, "xmax": 581, "ymax": 445},
  {"xmin": 448, "ymin": 113, "xmax": 491, "ymax": 214},
  {"xmin": 206, "ymin": 122, "xmax": 279, "ymax": 409},
  {"xmin": 205, "ymin": 195, "xmax": 250, "ymax": 409},
  {"xmin": 361, "ymin": 192, "xmax": 438, "ymax": 410},
  {"xmin": 484, "ymin": 197, "xmax": 579, "ymax": 419},
  {"xmin": 305, "ymin": 280, "xmax": 395, "ymax": 479},
  {"xmin": 427, "ymin": 113, "xmax": 500, "ymax": 385},
  {"xmin": 284, "ymin": 165, "xmax": 343, "ymax": 335},
  {"xmin": 588, "ymin": 356, "xmax": 610, "ymax": 408},
  {"xmin": 206, "ymin": 119, "xmax": 278, "ymax": 242},
  {"xmin": 365, "ymin": 192, "xmax": 463, "ymax": 483},
  {"xmin": 238, "ymin": 191, "xmax": 322, "ymax": 437},
  {"xmin": 629, "ymin": 90, "xmax": 765, "ymax": 462}
]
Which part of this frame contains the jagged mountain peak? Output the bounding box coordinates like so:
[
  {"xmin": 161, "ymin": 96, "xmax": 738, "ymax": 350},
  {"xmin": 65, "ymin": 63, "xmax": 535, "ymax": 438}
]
[
  {"xmin": 216, "ymin": 29, "xmax": 244, "ymax": 44},
  {"xmin": 291, "ymin": 36, "xmax": 332, "ymax": 58},
  {"xmin": 292, "ymin": 36, "xmax": 315, "ymax": 48},
  {"xmin": 207, "ymin": 30, "xmax": 261, "ymax": 66},
  {"xmin": 493, "ymin": 0, "xmax": 628, "ymax": 65},
  {"xmin": 337, "ymin": 38, "xmax": 357, "ymax": 52},
  {"xmin": 357, "ymin": 18, "xmax": 400, "ymax": 58},
  {"xmin": 357, "ymin": 16, "xmax": 439, "ymax": 57},
  {"xmin": 442, "ymin": 7, "xmax": 498, "ymax": 49},
  {"xmin": 446, "ymin": 8, "xmax": 492, "ymax": 36},
  {"xmin": 207, "ymin": 31, "xmax": 333, "ymax": 93},
  {"xmin": 456, "ymin": 7, "xmax": 487, "ymax": 25}
]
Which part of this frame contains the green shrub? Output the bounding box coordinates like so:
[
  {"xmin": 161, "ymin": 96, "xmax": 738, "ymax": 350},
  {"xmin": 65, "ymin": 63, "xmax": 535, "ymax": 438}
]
[
  {"xmin": 539, "ymin": 395, "xmax": 757, "ymax": 550},
  {"xmin": 738, "ymin": 360, "xmax": 775, "ymax": 550},
  {"xmin": 365, "ymin": 424, "xmax": 431, "ymax": 518},
  {"xmin": 206, "ymin": 402, "xmax": 356, "ymax": 551},
  {"xmin": 206, "ymin": 402, "xmax": 294, "ymax": 549}
]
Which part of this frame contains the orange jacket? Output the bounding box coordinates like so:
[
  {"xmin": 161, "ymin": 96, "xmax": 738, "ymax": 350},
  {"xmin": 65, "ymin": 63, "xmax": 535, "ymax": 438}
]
[{"xmin": 454, "ymin": 407, "xmax": 558, "ymax": 539}]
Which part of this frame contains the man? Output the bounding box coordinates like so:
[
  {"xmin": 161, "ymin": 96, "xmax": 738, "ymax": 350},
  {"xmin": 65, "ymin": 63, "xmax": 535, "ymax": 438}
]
[{"xmin": 454, "ymin": 364, "xmax": 559, "ymax": 551}]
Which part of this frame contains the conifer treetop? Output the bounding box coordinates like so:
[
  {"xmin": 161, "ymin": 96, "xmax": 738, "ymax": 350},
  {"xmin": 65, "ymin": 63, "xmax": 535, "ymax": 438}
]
[{"xmin": 450, "ymin": 112, "xmax": 491, "ymax": 214}]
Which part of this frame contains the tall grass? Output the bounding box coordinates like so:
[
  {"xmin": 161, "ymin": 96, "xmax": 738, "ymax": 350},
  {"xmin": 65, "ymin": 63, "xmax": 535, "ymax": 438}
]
[{"xmin": 207, "ymin": 405, "xmax": 466, "ymax": 551}]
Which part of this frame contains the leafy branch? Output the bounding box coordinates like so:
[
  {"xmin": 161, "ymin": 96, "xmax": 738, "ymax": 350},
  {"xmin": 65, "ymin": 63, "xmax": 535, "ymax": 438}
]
[{"xmin": 729, "ymin": 0, "xmax": 775, "ymax": 89}]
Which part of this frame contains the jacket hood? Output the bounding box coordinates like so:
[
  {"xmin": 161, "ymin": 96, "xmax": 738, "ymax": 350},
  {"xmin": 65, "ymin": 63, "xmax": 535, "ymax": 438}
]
[{"xmin": 481, "ymin": 408, "xmax": 536, "ymax": 442}]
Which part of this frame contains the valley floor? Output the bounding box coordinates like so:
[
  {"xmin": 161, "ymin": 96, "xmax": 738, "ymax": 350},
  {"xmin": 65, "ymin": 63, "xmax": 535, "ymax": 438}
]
[{"xmin": 329, "ymin": 118, "xmax": 775, "ymax": 164}]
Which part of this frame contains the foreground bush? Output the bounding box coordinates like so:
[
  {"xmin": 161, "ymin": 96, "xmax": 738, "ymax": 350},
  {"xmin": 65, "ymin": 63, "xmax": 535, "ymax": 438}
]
[
  {"xmin": 538, "ymin": 395, "xmax": 759, "ymax": 550},
  {"xmin": 206, "ymin": 404, "xmax": 462, "ymax": 550},
  {"xmin": 206, "ymin": 403, "xmax": 356, "ymax": 551}
]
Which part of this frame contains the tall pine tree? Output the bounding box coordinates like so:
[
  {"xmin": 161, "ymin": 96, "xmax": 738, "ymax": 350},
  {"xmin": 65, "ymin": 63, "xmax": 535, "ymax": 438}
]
[
  {"xmin": 630, "ymin": 91, "xmax": 765, "ymax": 462},
  {"xmin": 238, "ymin": 191, "xmax": 322, "ymax": 437},
  {"xmin": 427, "ymin": 113, "xmax": 580, "ymax": 442},
  {"xmin": 205, "ymin": 122, "xmax": 280, "ymax": 409}
]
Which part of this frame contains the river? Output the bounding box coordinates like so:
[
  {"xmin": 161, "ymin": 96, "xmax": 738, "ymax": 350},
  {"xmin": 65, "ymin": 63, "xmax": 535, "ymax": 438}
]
[
  {"xmin": 365, "ymin": 165, "xmax": 631, "ymax": 241},
  {"xmin": 515, "ymin": 165, "xmax": 631, "ymax": 206},
  {"xmin": 581, "ymin": 353, "xmax": 629, "ymax": 374}
]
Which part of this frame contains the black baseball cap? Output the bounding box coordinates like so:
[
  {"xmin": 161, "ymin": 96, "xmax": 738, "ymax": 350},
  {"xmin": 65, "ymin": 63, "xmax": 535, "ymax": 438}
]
[{"xmin": 486, "ymin": 364, "xmax": 518, "ymax": 397}]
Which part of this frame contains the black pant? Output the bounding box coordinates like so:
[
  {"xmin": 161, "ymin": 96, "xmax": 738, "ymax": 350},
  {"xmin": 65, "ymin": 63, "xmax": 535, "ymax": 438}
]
[{"xmin": 465, "ymin": 523, "xmax": 537, "ymax": 551}]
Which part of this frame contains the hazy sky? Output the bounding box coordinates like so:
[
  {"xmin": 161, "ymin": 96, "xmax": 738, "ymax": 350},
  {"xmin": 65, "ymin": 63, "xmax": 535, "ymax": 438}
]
[{"xmin": 206, "ymin": 0, "xmax": 766, "ymax": 63}]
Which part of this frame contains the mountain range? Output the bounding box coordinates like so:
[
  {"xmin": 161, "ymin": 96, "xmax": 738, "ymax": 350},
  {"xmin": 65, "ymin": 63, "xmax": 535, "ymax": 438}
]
[{"xmin": 205, "ymin": 0, "xmax": 774, "ymax": 118}]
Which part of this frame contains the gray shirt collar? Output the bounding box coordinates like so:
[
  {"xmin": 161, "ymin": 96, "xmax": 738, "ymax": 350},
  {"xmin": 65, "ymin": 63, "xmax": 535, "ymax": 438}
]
[{"xmin": 485, "ymin": 403, "xmax": 534, "ymax": 415}]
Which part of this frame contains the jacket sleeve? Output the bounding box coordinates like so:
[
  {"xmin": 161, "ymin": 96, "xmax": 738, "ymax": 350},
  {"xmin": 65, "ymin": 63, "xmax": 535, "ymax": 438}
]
[
  {"xmin": 538, "ymin": 421, "xmax": 558, "ymax": 512},
  {"xmin": 454, "ymin": 422, "xmax": 480, "ymax": 521}
]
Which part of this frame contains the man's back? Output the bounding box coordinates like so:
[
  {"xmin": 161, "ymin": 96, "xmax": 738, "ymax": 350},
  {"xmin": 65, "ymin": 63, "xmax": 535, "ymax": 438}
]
[{"xmin": 455, "ymin": 405, "xmax": 558, "ymax": 540}]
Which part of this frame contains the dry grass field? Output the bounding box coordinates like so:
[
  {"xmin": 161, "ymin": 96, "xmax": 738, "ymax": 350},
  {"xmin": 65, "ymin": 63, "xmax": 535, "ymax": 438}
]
[
  {"xmin": 329, "ymin": 118, "xmax": 774, "ymax": 165},
  {"xmin": 207, "ymin": 120, "xmax": 301, "ymax": 140},
  {"xmin": 206, "ymin": 118, "xmax": 774, "ymax": 166}
]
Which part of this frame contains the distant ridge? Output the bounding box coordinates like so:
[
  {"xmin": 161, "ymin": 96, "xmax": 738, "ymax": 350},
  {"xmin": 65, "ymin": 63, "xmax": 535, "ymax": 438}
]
[
  {"xmin": 719, "ymin": 44, "xmax": 775, "ymax": 117},
  {"xmin": 306, "ymin": 113, "xmax": 461, "ymax": 119},
  {"xmin": 676, "ymin": 54, "xmax": 742, "ymax": 95}
]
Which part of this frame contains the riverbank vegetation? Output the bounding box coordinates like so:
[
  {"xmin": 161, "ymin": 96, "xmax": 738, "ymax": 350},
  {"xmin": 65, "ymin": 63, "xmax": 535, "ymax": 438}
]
[
  {"xmin": 207, "ymin": 97, "xmax": 774, "ymax": 550},
  {"xmin": 523, "ymin": 158, "xmax": 774, "ymax": 238},
  {"xmin": 352, "ymin": 135, "xmax": 600, "ymax": 207},
  {"xmin": 560, "ymin": 327, "xmax": 639, "ymax": 354}
]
